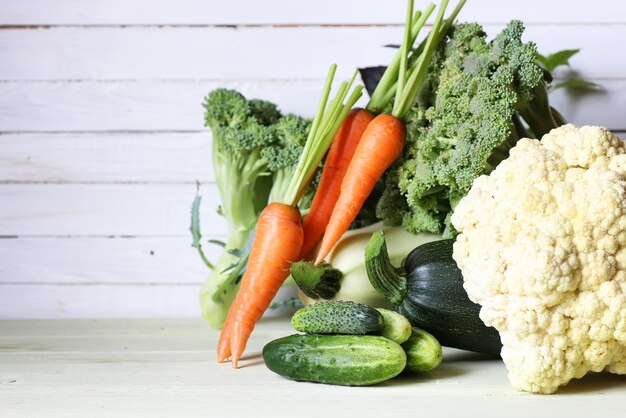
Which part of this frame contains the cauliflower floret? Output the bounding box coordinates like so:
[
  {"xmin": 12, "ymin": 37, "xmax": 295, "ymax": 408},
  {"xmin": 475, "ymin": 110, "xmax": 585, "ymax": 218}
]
[{"xmin": 452, "ymin": 124, "xmax": 626, "ymax": 394}]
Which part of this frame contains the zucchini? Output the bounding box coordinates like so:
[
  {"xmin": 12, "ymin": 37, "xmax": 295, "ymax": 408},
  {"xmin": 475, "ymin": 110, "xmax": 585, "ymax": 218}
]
[
  {"xmin": 402, "ymin": 328, "xmax": 442, "ymax": 373},
  {"xmin": 290, "ymin": 261, "xmax": 341, "ymax": 300},
  {"xmin": 365, "ymin": 231, "xmax": 502, "ymax": 355},
  {"xmin": 291, "ymin": 300, "xmax": 383, "ymax": 335},
  {"xmin": 375, "ymin": 308, "xmax": 412, "ymax": 344},
  {"xmin": 263, "ymin": 334, "xmax": 406, "ymax": 386}
]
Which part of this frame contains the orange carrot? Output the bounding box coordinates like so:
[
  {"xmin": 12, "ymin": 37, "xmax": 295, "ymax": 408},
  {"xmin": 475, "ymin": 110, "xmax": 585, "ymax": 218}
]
[
  {"xmin": 217, "ymin": 202, "xmax": 303, "ymax": 367},
  {"xmin": 299, "ymin": 108, "xmax": 374, "ymax": 259},
  {"xmin": 315, "ymin": 114, "xmax": 405, "ymax": 265},
  {"xmin": 314, "ymin": 0, "xmax": 457, "ymax": 264},
  {"xmin": 216, "ymin": 65, "xmax": 364, "ymax": 367}
]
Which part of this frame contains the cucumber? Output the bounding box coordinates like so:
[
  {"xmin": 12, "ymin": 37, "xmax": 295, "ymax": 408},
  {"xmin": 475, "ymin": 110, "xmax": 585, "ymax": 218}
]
[
  {"xmin": 376, "ymin": 308, "xmax": 412, "ymax": 344},
  {"xmin": 291, "ymin": 300, "xmax": 383, "ymax": 335},
  {"xmin": 263, "ymin": 334, "xmax": 406, "ymax": 386},
  {"xmin": 402, "ymin": 327, "xmax": 442, "ymax": 373}
]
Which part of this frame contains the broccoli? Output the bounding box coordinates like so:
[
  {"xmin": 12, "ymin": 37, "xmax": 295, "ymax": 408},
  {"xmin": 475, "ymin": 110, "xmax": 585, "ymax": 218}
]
[
  {"xmin": 376, "ymin": 21, "xmax": 564, "ymax": 238},
  {"xmin": 198, "ymin": 89, "xmax": 311, "ymax": 328},
  {"xmin": 262, "ymin": 114, "xmax": 311, "ymax": 204}
]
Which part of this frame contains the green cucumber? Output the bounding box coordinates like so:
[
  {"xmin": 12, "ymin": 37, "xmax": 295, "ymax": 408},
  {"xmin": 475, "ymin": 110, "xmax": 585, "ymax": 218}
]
[
  {"xmin": 263, "ymin": 334, "xmax": 406, "ymax": 386},
  {"xmin": 402, "ymin": 327, "xmax": 442, "ymax": 373},
  {"xmin": 376, "ymin": 308, "xmax": 412, "ymax": 344},
  {"xmin": 291, "ymin": 300, "xmax": 383, "ymax": 335}
]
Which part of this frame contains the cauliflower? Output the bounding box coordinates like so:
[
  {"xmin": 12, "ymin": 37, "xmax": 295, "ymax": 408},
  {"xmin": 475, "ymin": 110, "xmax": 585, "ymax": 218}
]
[{"xmin": 451, "ymin": 124, "xmax": 626, "ymax": 394}]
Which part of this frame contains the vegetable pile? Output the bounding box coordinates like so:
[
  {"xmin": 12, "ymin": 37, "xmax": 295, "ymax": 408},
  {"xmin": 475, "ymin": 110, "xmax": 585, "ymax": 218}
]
[
  {"xmin": 263, "ymin": 301, "xmax": 442, "ymax": 386},
  {"xmin": 191, "ymin": 0, "xmax": 624, "ymax": 395}
]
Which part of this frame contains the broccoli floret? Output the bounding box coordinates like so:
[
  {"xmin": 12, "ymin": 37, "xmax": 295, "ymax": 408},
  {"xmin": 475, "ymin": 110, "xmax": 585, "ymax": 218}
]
[
  {"xmin": 262, "ymin": 114, "xmax": 311, "ymax": 204},
  {"xmin": 376, "ymin": 21, "xmax": 564, "ymax": 238},
  {"xmin": 248, "ymin": 98, "xmax": 282, "ymax": 126}
]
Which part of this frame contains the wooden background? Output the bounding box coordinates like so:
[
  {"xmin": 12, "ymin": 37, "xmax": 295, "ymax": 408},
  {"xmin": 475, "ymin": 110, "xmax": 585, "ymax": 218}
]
[{"xmin": 1, "ymin": 0, "xmax": 624, "ymax": 318}]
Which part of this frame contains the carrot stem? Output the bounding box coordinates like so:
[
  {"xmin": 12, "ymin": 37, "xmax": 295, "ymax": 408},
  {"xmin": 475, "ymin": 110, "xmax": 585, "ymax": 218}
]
[
  {"xmin": 392, "ymin": 0, "xmax": 450, "ymax": 119},
  {"xmin": 308, "ymin": 64, "xmax": 337, "ymax": 147},
  {"xmin": 366, "ymin": 3, "xmax": 435, "ymax": 113},
  {"xmin": 396, "ymin": 0, "xmax": 414, "ymax": 103},
  {"xmin": 283, "ymin": 70, "xmax": 363, "ymax": 207},
  {"xmin": 378, "ymin": 0, "xmax": 466, "ymax": 109}
]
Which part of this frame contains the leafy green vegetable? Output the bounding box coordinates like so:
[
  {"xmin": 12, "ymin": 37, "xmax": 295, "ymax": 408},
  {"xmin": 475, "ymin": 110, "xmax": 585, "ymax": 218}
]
[
  {"xmin": 536, "ymin": 48, "xmax": 599, "ymax": 92},
  {"xmin": 268, "ymin": 298, "xmax": 304, "ymax": 310},
  {"xmin": 536, "ymin": 48, "xmax": 580, "ymax": 72},
  {"xmin": 376, "ymin": 21, "xmax": 565, "ymax": 237},
  {"xmin": 190, "ymin": 183, "xmax": 214, "ymax": 271},
  {"xmin": 262, "ymin": 114, "xmax": 312, "ymax": 204}
]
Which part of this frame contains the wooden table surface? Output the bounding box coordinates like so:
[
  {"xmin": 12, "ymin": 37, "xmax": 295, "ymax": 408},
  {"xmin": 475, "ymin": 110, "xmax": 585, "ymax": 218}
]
[{"xmin": 0, "ymin": 318, "xmax": 624, "ymax": 417}]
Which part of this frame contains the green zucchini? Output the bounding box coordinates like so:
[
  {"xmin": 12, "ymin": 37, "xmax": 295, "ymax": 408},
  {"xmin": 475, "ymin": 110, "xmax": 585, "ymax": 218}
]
[
  {"xmin": 375, "ymin": 308, "xmax": 412, "ymax": 344},
  {"xmin": 263, "ymin": 334, "xmax": 406, "ymax": 386},
  {"xmin": 291, "ymin": 300, "xmax": 383, "ymax": 335},
  {"xmin": 290, "ymin": 261, "xmax": 341, "ymax": 300},
  {"xmin": 402, "ymin": 327, "xmax": 442, "ymax": 373},
  {"xmin": 365, "ymin": 231, "xmax": 502, "ymax": 355}
]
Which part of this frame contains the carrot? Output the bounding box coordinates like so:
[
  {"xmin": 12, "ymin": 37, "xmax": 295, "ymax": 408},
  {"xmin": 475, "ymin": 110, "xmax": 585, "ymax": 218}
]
[
  {"xmin": 314, "ymin": 0, "xmax": 461, "ymax": 264},
  {"xmin": 314, "ymin": 114, "xmax": 405, "ymax": 264},
  {"xmin": 217, "ymin": 66, "xmax": 364, "ymax": 367},
  {"xmin": 217, "ymin": 202, "xmax": 303, "ymax": 366},
  {"xmin": 299, "ymin": 108, "xmax": 374, "ymax": 259}
]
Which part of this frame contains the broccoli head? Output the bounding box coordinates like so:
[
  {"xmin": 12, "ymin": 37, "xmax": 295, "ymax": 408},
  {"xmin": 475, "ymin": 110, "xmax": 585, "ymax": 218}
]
[{"xmin": 376, "ymin": 21, "xmax": 564, "ymax": 238}]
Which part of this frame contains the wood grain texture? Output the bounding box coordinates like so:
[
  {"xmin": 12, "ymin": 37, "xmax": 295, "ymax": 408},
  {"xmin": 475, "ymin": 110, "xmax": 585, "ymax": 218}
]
[
  {"xmin": 0, "ymin": 25, "xmax": 622, "ymax": 80},
  {"xmin": 0, "ymin": 0, "xmax": 622, "ymax": 25},
  {"xmin": 0, "ymin": 237, "xmax": 221, "ymax": 284},
  {"xmin": 0, "ymin": 284, "xmax": 297, "ymax": 318},
  {"xmin": 0, "ymin": 318, "xmax": 624, "ymax": 418},
  {"xmin": 0, "ymin": 132, "xmax": 213, "ymax": 182},
  {"xmin": 0, "ymin": 80, "xmax": 334, "ymax": 131},
  {"xmin": 1, "ymin": 79, "xmax": 624, "ymax": 133},
  {"xmin": 0, "ymin": 183, "xmax": 225, "ymax": 236}
]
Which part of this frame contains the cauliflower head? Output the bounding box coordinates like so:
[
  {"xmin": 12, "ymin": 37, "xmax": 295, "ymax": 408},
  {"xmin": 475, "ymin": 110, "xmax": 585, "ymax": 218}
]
[{"xmin": 451, "ymin": 124, "xmax": 626, "ymax": 394}]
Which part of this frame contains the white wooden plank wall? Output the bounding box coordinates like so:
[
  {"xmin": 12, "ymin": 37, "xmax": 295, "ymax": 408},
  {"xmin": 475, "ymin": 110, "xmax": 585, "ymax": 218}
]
[{"xmin": 1, "ymin": 0, "xmax": 624, "ymax": 318}]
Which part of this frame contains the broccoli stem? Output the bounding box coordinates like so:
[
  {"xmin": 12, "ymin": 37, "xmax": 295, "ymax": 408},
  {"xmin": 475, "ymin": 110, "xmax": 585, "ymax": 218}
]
[
  {"xmin": 202, "ymin": 139, "xmax": 269, "ymax": 329},
  {"xmin": 199, "ymin": 228, "xmax": 250, "ymax": 329},
  {"xmin": 269, "ymin": 169, "xmax": 293, "ymax": 204},
  {"xmin": 550, "ymin": 106, "xmax": 567, "ymax": 126},
  {"xmin": 516, "ymin": 82, "xmax": 560, "ymax": 138},
  {"xmin": 486, "ymin": 119, "xmax": 524, "ymax": 169}
]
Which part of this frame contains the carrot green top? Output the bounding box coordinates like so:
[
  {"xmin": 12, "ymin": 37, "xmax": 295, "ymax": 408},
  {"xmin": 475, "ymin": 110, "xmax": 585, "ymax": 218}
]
[
  {"xmin": 366, "ymin": 0, "xmax": 467, "ymax": 119},
  {"xmin": 279, "ymin": 65, "xmax": 363, "ymax": 207}
]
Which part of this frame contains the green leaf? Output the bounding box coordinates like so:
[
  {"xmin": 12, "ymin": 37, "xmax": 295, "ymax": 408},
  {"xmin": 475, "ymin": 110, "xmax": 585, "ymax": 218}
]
[
  {"xmin": 537, "ymin": 49, "xmax": 580, "ymax": 72},
  {"xmin": 269, "ymin": 298, "xmax": 304, "ymax": 310},
  {"xmin": 190, "ymin": 183, "xmax": 202, "ymax": 249},
  {"xmin": 190, "ymin": 182, "xmax": 214, "ymax": 270},
  {"xmin": 208, "ymin": 239, "xmax": 226, "ymax": 248},
  {"xmin": 551, "ymin": 79, "xmax": 600, "ymax": 91}
]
